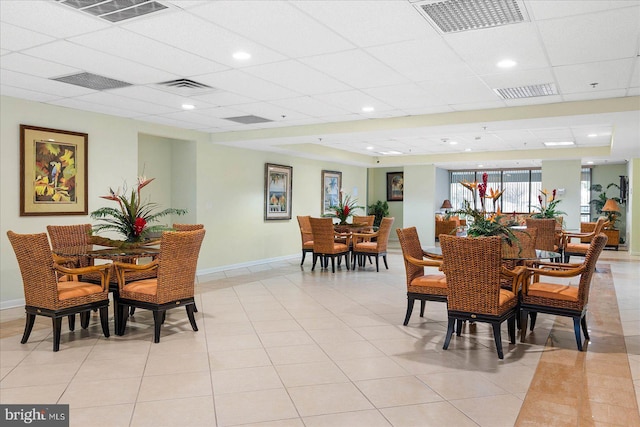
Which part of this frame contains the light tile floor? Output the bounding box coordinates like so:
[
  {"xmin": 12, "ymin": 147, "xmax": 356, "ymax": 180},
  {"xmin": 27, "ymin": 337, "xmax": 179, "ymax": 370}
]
[{"xmin": 1, "ymin": 243, "xmax": 638, "ymax": 426}]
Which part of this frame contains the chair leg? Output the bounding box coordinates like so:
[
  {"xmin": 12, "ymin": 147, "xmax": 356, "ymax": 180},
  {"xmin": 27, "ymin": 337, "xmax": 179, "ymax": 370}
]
[
  {"xmin": 68, "ymin": 314, "xmax": 75, "ymax": 331},
  {"xmin": 301, "ymin": 251, "xmax": 306, "ymax": 266},
  {"xmin": 21, "ymin": 313, "xmax": 36, "ymax": 344},
  {"xmin": 455, "ymin": 319, "xmax": 463, "ymax": 336},
  {"xmin": 345, "ymin": 253, "xmax": 350, "ymax": 270},
  {"xmin": 404, "ymin": 298, "xmax": 415, "ymax": 326},
  {"xmin": 443, "ymin": 318, "xmax": 455, "ymax": 350},
  {"xmin": 99, "ymin": 306, "xmax": 110, "ymax": 338},
  {"xmin": 492, "ymin": 322, "xmax": 505, "ymax": 359},
  {"xmin": 52, "ymin": 317, "xmax": 63, "ymax": 352},
  {"xmin": 508, "ymin": 315, "xmax": 516, "ymax": 344},
  {"xmin": 186, "ymin": 305, "xmax": 198, "ymax": 331},
  {"xmin": 118, "ymin": 304, "xmax": 129, "ymax": 336},
  {"xmin": 383, "ymin": 255, "xmax": 388, "ymax": 270},
  {"xmin": 311, "ymin": 254, "xmax": 318, "ymax": 271},
  {"xmin": 330, "ymin": 256, "xmax": 336, "ymax": 273},
  {"xmin": 419, "ymin": 300, "xmax": 426, "ymax": 317},
  {"xmin": 374, "ymin": 256, "xmax": 379, "ymax": 272},
  {"xmin": 573, "ymin": 316, "xmax": 583, "ymax": 351},
  {"xmin": 193, "ymin": 303, "xmax": 198, "ymax": 313},
  {"xmin": 152, "ymin": 311, "xmax": 164, "ymax": 343},
  {"xmin": 80, "ymin": 311, "xmax": 90, "ymax": 329},
  {"xmin": 581, "ymin": 314, "xmax": 589, "ymax": 340},
  {"xmin": 520, "ymin": 309, "xmax": 529, "ymax": 342},
  {"xmin": 130, "ymin": 307, "xmax": 136, "ymax": 316},
  {"xmin": 529, "ymin": 312, "xmax": 537, "ymax": 331}
]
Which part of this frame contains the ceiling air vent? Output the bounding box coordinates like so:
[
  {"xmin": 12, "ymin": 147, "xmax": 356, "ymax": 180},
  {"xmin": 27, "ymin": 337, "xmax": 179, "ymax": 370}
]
[
  {"xmin": 494, "ymin": 83, "xmax": 558, "ymax": 99},
  {"xmin": 413, "ymin": 0, "xmax": 529, "ymax": 34},
  {"xmin": 56, "ymin": 0, "xmax": 168, "ymax": 23},
  {"xmin": 52, "ymin": 72, "xmax": 132, "ymax": 90},
  {"xmin": 156, "ymin": 79, "xmax": 216, "ymax": 96},
  {"xmin": 223, "ymin": 115, "xmax": 273, "ymax": 125}
]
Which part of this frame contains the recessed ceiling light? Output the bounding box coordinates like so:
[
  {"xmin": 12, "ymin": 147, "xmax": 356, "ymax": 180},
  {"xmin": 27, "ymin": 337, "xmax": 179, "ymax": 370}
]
[
  {"xmin": 181, "ymin": 104, "xmax": 195, "ymax": 110},
  {"xmin": 449, "ymin": 140, "xmax": 458, "ymax": 145},
  {"xmin": 543, "ymin": 141, "xmax": 575, "ymax": 147},
  {"xmin": 587, "ymin": 133, "xmax": 598, "ymax": 137},
  {"xmin": 587, "ymin": 161, "xmax": 594, "ymax": 164},
  {"xmin": 362, "ymin": 106, "xmax": 375, "ymax": 113},
  {"xmin": 233, "ymin": 51, "xmax": 251, "ymax": 60},
  {"xmin": 366, "ymin": 146, "xmax": 374, "ymax": 150},
  {"xmin": 497, "ymin": 59, "xmax": 517, "ymax": 68},
  {"xmin": 378, "ymin": 151, "xmax": 402, "ymax": 155},
  {"xmin": 465, "ymin": 148, "xmax": 472, "ymax": 152}
]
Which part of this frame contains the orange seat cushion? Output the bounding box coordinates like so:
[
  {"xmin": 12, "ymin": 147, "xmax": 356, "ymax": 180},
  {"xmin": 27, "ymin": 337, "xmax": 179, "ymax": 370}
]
[
  {"xmin": 303, "ymin": 241, "xmax": 314, "ymax": 249},
  {"xmin": 332, "ymin": 243, "xmax": 349, "ymax": 252},
  {"xmin": 57, "ymin": 281, "xmax": 104, "ymax": 300},
  {"xmin": 411, "ymin": 274, "xmax": 447, "ymax": 289},
  {"xmin": 565, "ymin": 243, "xmax": 589, "ymax": 253},
  {"xmin": 123, "ymin": 279, "xmax": 158, "ymax": 296},
  {"xmin": 354, "ymin": 242, "xmax": 377, "ymax": 251},
  {"xmin": 527, "ymin": 282, "xmax": 579, "ymax": 302},
  {"xmin": 498, "ymin": 289, "xmax": 516, "ymax": 306}
]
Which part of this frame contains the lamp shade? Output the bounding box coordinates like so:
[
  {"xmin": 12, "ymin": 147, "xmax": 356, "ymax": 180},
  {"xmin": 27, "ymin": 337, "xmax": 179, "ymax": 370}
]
[
  {"xmin": 441, "ymin": 199, "xmax": 453, "ymax": 209},
  {"xmin": 602, "ymin": 198, "xmax": 620, "ymax": 213}
]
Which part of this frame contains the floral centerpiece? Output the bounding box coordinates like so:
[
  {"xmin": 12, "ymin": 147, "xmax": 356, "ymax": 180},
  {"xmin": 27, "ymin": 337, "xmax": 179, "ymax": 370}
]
[
  {"xmin": 530, "ymin": 188, "xmax": 565, "ymax": 219},
  {"xmin": 324, "ymin": 191, "xmax": 363, "ymax": 225},
  {"xmin": 455, "ymin": 172, "xmax": 517, "ymax": 244},
  {"xmin": 90, "ymin": 176, "xmax": 186, "ymax": 248}
]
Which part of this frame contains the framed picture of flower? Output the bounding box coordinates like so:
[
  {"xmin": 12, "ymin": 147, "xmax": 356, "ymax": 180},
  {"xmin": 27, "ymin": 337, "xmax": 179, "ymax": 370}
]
[
  {"xmin": 387, "ymin": 172, "xmax": 404, "ymax": 201},
  {"xmin": 265, "ymin": 163, "xmax": 293, "ymax": 220},
  {"xmin": 321, "ymin": 170, "xmax": 341, "ymax": 216},
  {"xmin": 20, "ymin": 124, "xmax": 88, "ymax": 216}
]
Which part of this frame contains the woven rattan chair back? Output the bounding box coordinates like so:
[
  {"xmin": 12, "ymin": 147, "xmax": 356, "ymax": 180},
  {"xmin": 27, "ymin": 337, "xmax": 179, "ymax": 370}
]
[
  {"xmin": 374, "ymin": 217, "xmax": 394, "ymax": 253},
  {"xmin": 297, "ymin": 215, "xmax": 313, "ymax": 245},
  {"xmin": 396, "ymin": 227, "xmax": 426, "ymax": 286},
  {"xmin": 309, "ymin": 217, "xmax": 339, "ymax": 254},
  {"xmin": 440, "ymin": 235, "xmax": 503, "ymax": 316},
  {"xmin": 502, "ymin": 228, "xmax": 537, "ymax": 260},
  {"xmin": 173, "ymin": 223, "xmax": 204, "ymax": 231},
  {"xmin": 47, "ymin": 224, "xmax": 92, "ymax": 267},
  {"xmin": 575, "ymin": 233, "xmax": 608, "ymax": 306},
  {"xmin": 352, "ymin": 215, "xmax": 375, "ymax": 226},
  {"xmin": 525, "ymin": 218, "xmax": 557, "ymax": 251}
]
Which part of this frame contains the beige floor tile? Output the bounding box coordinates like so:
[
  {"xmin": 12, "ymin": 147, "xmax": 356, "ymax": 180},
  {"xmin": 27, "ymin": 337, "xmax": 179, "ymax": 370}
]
[
  {"xmin": 318, "ymin": 340, "xmax": 385, "ymax": 360},
  {"xmin": 212, "ymin": 366, "xmax": 283, "ymax": 394},
  {"xmin": 335, "ymin": 356, "xmax": 408, "ymax": 381},
  {"xmin": 418, "ymin": 371, "xmax": 510, "ymax": 400},
  {"xmin": 478, "ymin": 364, "xmax": 537, "ymax": 394},
  {"xmin": 0, "ymin": 383, "xmax": 67, "ymax": 404},
  {"xmin": 275, "ymin": 361, "xmax": 348, "ymax": 387},
  {"xmin": 74, "ymin": 354, "xmax": 147, "ymax": 382},
  {"xmin": 235, "ymin": 420, "xmax": 304, "ymax": 427},
  {"xmin": 355, "ymin": 375, "xmax": 443, "ymax": 408},
  {"xmin": 130, "ymin": 396, "xmax": 215, "ymax": 427},
  {"xmin": 209, "ymin": 347, "xmax": 272, "ymax": 370},
  {"xmin": 305, "ymin": 327, "xmax": 365, "ymax": 344},
  {"xmin": 70, "ymin": 403, "xmax": 134, "ymax": 427},
  {"xmin": 265, "ymin": 344, "xmax": 330, "ymax": 365},
  {"xmin": 214, "ymin": 388, "xmax": 298, "ymax": 426},
  {"xmin": 144, "ymin": 351, "xmax": 210, "ymax": 376},
  {"xmin": 380, "ymin": 401, "xmax": 478, "ymax": 427},
  {"xmin": 206, "ymin": 333, "xmax": 263, "ymax": 352},
  {"xmin": 452, "ymin": 394, "xmax": 522, "ymax": 427},
  {"xmin": 0, "ymin": 361, "xmax": 81, "ymax": 388},
  {"xmin": 60, "ymin": 377, "xmax": 141, "ymax": 408},
  {"xmin": 137, "ymin": 371, "xmax": 212, "ymax": 402},
  {"xmin": 287, "ymin": 382, "xmax": 373, "ymax": 417},
  {"xmin": 251, "ymin": 319, "xmax": 302, "ymax": 334},
  {"xmin": 258, "ymin": 330, "xmax": 315, "ymax": 348},
  {"xmin": 303, "ymin": 409, "xmax": 392, "ymax": 427}
]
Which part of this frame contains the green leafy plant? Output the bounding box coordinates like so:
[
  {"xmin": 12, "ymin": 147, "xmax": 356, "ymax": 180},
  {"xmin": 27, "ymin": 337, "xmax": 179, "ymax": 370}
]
[
  {"xmin": 91, "ymin": 176, "xmax": 186, "ymax": 243},
  {"xmin": 590, "ymin": 183, "xmax": 622, "ymax": 229},
  {"xmin": 455, "ymin": 200, "xmax": 517, "ymax": 244},
  {"xmin": 324, "ymin": 192, "xmax": 363, "ymax": 225},
  {"xmin": 367, "ymin": 200, "xmax": 389, "ymax": 227},
  {"xmin": 530, "ymin": 188, "xmax": 566, "ymax": 219}
]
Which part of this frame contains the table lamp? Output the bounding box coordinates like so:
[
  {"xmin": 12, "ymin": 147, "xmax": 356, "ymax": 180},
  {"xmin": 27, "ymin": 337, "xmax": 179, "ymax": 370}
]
[
  {"xmin": 601, "ymin": 198, "xmax": 620, "ymax": 227},
  {"xmin": 441, "ymin": 199, "xmax": 452, "ymax": 214}
]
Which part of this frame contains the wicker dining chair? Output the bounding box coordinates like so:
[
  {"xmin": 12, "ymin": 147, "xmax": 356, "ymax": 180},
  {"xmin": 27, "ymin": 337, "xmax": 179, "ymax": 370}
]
[
  {"xmin": 440, "ymin": 235, "xmax": 525, "ymax": 359},
  {"xmin": 501, "ymin": 228, "xmax": 538, "ymax": 270},
  {"xmin": 173, "ymin": 223, "xmax": 204, "ymax": 231},
  {"xmin": 352, "ymin": 215, "xmax": 375, "ymax": 226},
  {"xmin": 113, "ymin": 229, "xmax": 205, "ymax": 342},
  {"xmin": 309, "ymin": 217, "xmax": 350, "ymax": 273},
  {"xmin": 7, "ymin": 231, "xmax": 111, "ymax": 352},
  {"xmin": 396, "ymin": 227, "xmax": 447, "ymax": 326},
  {"xmin": 296, "ymin": 216, "xmax": 314, "ymax": 266},
  {"xmin": 520, "ymin": 233, "xmax": 607, "ymax": 351},
  {"xmin": 351, "ymin": 217, "xmax": 394, "ymax": 271},
  {"xmin": 562, "ymin": 217, "xmax": 608, "ymax": 263}
]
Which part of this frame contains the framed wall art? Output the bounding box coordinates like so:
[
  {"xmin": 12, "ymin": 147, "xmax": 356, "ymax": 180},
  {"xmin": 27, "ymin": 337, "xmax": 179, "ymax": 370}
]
[
  {"xmin": 387, "ymin": 171, "xmax": 404, "ymax": 202},
  {"xmin": 321, "ymin": 170, "xmax": 342, "ymax": 216},
  {"xmin": 20, "ymin": 125, "xmax": 88, "ymax": 216},
  {"xmin": 264, "ymin": 163, "xmax": 292, "ymax": 220}
]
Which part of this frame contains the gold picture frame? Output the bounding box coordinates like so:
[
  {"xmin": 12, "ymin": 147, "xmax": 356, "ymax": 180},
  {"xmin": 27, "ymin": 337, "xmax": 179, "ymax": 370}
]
[
  {"xmin": 264, "ymin": 163, "xmax": 292, "ymax": 220},
  {"xmin": 387, "ymin": 171, "xmax": 404, "ymax": 202},
  {"xmin": 321, "ymin": 170, "xmax": 341, "ymax": 216},
  {"xmin": 20, "ymin": 125, "xmax": 88, "ymax": 216}
]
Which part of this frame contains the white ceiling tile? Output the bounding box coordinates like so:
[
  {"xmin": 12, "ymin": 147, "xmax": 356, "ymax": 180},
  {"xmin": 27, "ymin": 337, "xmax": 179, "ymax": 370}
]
[
  {"xmin": 73, "ymin": 92, "xmax": 177, "ymax": 115},
  {"xmin": 445, "ymin": 23, "xmax": 550, "ymax": 75},
  {"xmin": 366, "ymin": 38, "xmax": 475, "ymax": 82},
  {"xmin": 141, "ymin": 115, "xmax": 210, "ymax": 130},
  {"xmin": 242, "ymin": 61, "xmax": 351, "ymax": 95},
  {"xmin": 555, "ymin": 59, "xmax": 635, "ymax": 93},
  {"xmin": 23, "ymin": 41, "xmax": 177, "ymax": 84},
  {"xmin": 419, "ymin": 77, "xmax": 498, "ymax": 105},
  {"xmin": 192, "ymin": 91, "xmax": 258, "ymax": 107},
  {"xmin": 0, "ymin": 69, "xmax": 94, "ymax": 97},
  {"xmin": 121, "ymin": 11, "xmax": 287, "ymax": 68},
  {"xmin": 193, "ymin": 106, "xmax": 251, "ymax": 120},
  {"xmin": 48, "ymin": 98, "xmax": 142, "ymax": 118},
  {"xmin": 294, "ymin": 0, "xmax": 438, "ymax": 48},
  {"xmin": 0, "ymin": 1, "xmax": 110, "ymax": 38},
  {"xmin": 630, "ymin": 57, "xmax": 640, "ymax": 87},
  {"xmin": 1, "ymin": 53, "xmax": 80, "ymax": 78},
  {"xmin": 156, "ymin": 111, "xmax": 226, "ymax": 127},
  {"xmin": 0, "ymin": 23, "xmax": 55, "ymax": 52},
  {"xmin": 300, "ymin": 50, "xmax": 409, "ymax": 89},
  {"xmin": 313, "ymin": 90, "xmax": 395, "ymax": 114},
  {"xmin": 108, "ymin": 86, "xmax": 215, "ymax": 110},
  {"xmin": 232, "ymin": 102, "xmax": 311, "ymax": 121},
  {"xmin": 537, "ymin": 6, "xmax": 640, "ymax": 66},
  {"xmin": 561, "ymin": 89, "xmax": 628, "ymax": 102},
  {"xmin": 480, "ymin": 68, "xmax": 556, "ymax": 89},
  {"xmin": 0, "ymin": 85, "xmax": 61, "ymax": 103},
  {"xmin": 363, "ymin": 83, "xmax": 441, "ymax": 109},
  {"xmin": 402, "ymin": 105, "xmax": 456, "ymax": 116},
  {"xmin": 69, "ymin": 28, "xmax": 229, "ymax": 77},
  {"xmin": 271, "ymin": 97, "xmax": 350, "ymax": 118},
  {"xmin": 526, "ymin": 0, "xmax": 635, "ymax": 20},
  {"xmin": 194, "ymin": 1, "xmax": 355, "ymax": 57},
  {"xmin": 195, "ymin": 70, "xmax": 300, "ymax": 101},
  {"xmin": 504, "ymin": 95, "xmax": 564, "ymax": 107}
]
